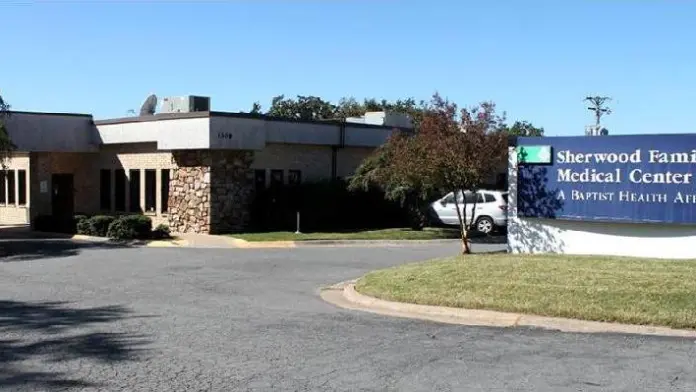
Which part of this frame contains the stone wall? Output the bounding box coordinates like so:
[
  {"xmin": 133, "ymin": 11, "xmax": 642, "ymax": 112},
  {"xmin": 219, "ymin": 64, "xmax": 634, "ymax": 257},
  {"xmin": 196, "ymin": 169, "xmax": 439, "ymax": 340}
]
[
  {"xmin": 209, "ymin": 150, "xmax": 254, "ymax": 234},
  {"xmin": 168, "ymin": 151, "xmax": 211, "ymax": 233},
  {"xmin": 168, "ymin": 150, "xmax": 253, "ymax": 234}
]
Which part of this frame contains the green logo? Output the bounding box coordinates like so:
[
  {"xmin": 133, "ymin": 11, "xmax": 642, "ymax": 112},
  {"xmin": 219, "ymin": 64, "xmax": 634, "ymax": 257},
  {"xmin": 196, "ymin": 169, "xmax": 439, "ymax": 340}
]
[{"xmin": 516, "ymin": 145, "xmax": 552, "ymax": 164}]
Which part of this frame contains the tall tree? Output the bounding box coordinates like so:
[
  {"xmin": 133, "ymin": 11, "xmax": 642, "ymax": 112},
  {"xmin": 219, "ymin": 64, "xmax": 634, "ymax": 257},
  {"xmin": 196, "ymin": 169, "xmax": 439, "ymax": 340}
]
[
  {"xmin": 505, "ymin": 121, "xmax": 544, "ymax": 137},
  {"xmin": 334, "ymin": 97, "xmax": 365, "ymax": 119},
  {"xmin": 0, "ymin": 94, "xmax": 14, "ymax": 167},
  {"xmin": 349, "ymin": 94, "xmax": 508, "ymax": 254},
  {"xmin": 248, "ymin": 102, "xmax": 262, "ymax": 114},
  {"xmin": 266, "ymin": 95, "xmax": 336, "ymax": 120}
]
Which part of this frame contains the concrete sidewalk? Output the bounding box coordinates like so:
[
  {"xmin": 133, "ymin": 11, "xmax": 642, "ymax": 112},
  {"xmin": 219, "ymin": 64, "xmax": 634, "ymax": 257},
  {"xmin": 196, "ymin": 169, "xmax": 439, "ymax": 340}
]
[
  {"xmin": 0, "ymin": 226, "xmax": 485, "ymax": 250},
  {"xmin": 320, "ymin": 281, "xmax": 696, "ymax": 338}
]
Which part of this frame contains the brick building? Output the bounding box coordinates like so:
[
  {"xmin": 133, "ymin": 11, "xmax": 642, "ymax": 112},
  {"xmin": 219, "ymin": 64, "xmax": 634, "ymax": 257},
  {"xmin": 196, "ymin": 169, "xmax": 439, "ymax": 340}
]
[{"xmin": 0, "ymin": 101, "xmax": 412, "ymax": 233}]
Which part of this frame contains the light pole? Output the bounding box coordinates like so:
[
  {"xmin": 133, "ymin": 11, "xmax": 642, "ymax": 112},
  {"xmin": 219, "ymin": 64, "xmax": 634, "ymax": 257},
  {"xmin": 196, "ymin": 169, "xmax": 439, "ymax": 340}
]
[{"xmin": 584, "ymin": 96, "xmax": 611, "ymax": 135}]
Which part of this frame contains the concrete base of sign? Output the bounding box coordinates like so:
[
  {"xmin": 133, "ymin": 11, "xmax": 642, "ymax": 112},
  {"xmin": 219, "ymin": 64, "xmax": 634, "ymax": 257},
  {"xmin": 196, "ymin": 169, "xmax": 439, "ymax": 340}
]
[
  {"xmin": 507, "ymin": 216, "xmax": 696, "ymax": 259},
  {"xmin": 507, "ymin": 146, "xmax": 696, "ymax": 260}
]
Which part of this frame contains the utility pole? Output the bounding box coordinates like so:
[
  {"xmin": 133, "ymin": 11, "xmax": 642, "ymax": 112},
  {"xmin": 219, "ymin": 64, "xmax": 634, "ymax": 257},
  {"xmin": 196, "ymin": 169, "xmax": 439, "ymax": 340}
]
[{"xmin": 584, "ymin": 96, "xmax": 611, "ymax": 135}]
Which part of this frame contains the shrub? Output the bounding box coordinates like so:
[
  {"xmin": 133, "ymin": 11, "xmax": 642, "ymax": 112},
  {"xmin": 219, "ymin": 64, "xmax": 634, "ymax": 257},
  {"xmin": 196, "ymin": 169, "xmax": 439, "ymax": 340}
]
[
  {"xmin": 75, "ymin": 215, "xmax": 91, "ymax": 235},
  {"xmin": 152, "ymin": 224, "xmax": 171, "ymax": 239},
  {"xmin": 106, "ymin": 215, "xmax": 153, "ymax": 240},
  {"xmin": 76, "ymin": 215, "xmax": 116, "ymax": 237}
]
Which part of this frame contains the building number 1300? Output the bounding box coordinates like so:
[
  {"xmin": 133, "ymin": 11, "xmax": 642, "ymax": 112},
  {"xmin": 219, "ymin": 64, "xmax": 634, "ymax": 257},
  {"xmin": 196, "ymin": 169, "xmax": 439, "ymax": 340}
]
[{"xmin": 217, "ymin": 132, "xmax": 233, "ymax": 139}]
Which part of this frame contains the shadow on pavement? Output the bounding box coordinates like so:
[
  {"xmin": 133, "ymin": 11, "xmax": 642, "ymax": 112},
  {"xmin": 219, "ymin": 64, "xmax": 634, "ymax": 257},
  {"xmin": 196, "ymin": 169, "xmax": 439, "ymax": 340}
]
[
  {"xmin": 0, "ymin": 240, "xmax": 132, "ymax": 262},
  {"xmin": 0, "ymin": 225, "xmax": 132, "ymax": 262},
  {"xmin": 0, "ymin": 300, "xmax": 153, "ymax": 390}
]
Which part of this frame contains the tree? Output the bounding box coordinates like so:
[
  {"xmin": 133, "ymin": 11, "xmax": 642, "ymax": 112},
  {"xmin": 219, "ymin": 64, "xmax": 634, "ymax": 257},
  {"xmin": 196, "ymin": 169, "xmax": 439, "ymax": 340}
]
[
  {"xmin": 0, "ymin": 94, "xmax": 13, "ymax": 167},
  {"xmin": 349, "ymin": 94, "xmax": 508, "ymax": 254},
  {"xmin": 266, "ymin": 95, "xmax": 336, "ymax": 120},
  {"xmin": 248, "ymin": 102, "xmax": 262, "ymax": 114},
  {"xmin": 505, "ymin": 121, "xmax": 544, "ymax": 137},
  {"xmin": 260, "ymin": 94, "xmax": 427, "ymax": 128}
]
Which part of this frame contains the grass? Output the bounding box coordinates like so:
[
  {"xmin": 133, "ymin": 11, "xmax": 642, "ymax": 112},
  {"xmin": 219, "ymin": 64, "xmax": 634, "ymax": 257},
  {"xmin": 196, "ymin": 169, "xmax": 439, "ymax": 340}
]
[
  {"xmin": 229, "ymin": 227, "xmax": 460, "ymax": 242},
  {"xmin": 355, "ymin": 254, "xmax": 696, "ymax": 329}
]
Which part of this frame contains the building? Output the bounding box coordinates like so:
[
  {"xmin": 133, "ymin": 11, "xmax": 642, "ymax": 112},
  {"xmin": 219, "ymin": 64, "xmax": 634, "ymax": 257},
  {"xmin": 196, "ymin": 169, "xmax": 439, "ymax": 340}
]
[{"xmin": 0, "ymin": 96, "xmax": 413, "ymax": 234}]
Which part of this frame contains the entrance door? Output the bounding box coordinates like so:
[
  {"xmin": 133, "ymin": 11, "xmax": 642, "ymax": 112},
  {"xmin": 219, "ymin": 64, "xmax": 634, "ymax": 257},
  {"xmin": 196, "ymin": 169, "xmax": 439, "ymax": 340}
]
[{"xmin": 52, "ymin": 174, "xmax": 74, "ymax": 218}]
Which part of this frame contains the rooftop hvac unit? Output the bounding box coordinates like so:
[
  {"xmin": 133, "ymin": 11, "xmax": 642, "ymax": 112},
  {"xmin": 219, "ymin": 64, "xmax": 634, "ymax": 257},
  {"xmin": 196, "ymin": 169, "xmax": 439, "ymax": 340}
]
[{"xmin": 160, "ymin": 96, "xmax": 210, "ymax": 114}]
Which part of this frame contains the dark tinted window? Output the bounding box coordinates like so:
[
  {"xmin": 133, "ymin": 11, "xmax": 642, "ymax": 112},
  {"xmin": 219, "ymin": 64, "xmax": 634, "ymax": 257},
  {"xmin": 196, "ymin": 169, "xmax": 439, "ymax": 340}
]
[
  {"xmin": 270, "ymin": 170, "xmax": 283, "ymax": 186},
  {"xmin": 484, "ymin": 193, "xmax": 495, "ymax": 203},
  {"xmin": 502, "ymin": 193, "xmax": 508, "ymax": 203},
  {"xmin": 464, "ymin": 192, "xmax": 477, "ymax": 204},
  {"xmin": 7, "ymin": 171, "xmax": 16, "ymax": 204},
  {"xmin": 18, "ymin": 170, "xmax": 26, "ymax": 205},
  {"xmin": 115, "ymin": 169, "xmax": 126, "ymax": 211},
  {"xmin": 161, "ymin": 169, "xmax": 170, "ymax": 213},
  {"xmin": 288, "ymin": 170, "xmax": 302, "ymax": 185},
  {"xmin": 254, "ymin": 169, "xmax": 266, "ymax": 190},
  {"xmin": 145, "ymin": 169, "xmax": 156, "ymax": 213},
  {"xmin": 129, "ymin": 169, "xmax": 141, "ymax": 212},
  {"xmin": 100, "ymin": 169, "xmax": 111, "ymax": 210},
  {"xmin": 0, "ymin": 171, "xmax": 5, "ymax": 204}
]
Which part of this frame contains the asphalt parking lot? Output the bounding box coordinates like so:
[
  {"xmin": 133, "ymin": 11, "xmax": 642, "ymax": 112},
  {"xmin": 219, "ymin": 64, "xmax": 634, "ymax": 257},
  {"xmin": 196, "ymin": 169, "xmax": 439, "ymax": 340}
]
[{"xmin": 1, "ymin": 239, "xmax": 695, "ymax": 391}]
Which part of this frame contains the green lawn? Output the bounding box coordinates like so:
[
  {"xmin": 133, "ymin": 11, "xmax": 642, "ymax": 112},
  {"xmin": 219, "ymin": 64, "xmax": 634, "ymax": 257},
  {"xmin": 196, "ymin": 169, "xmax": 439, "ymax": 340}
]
[
  {"xmin": 356, "ymin": 254, "xmax": 696, "ymax": 329},
  {"xmin": 229, "ymin": 227, "xmax": 460, "ymax": 242}
]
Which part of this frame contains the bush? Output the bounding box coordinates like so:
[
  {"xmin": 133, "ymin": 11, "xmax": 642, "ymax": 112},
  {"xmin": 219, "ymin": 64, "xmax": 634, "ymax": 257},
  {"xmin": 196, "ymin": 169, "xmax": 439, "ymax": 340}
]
[
  {"xmin": 75, "ymin": 215, "xmax": 91, "ymax": 235},
  {"xmin": 106, "ymin": 215, "xmax": 153, "ymax": 240},
  {"xmin": 152, "ymin": 224, "xmax": 171, "ymax": 239},
  {"xmin": 76, "ymin": 215, "xmax": 116, "ymax": 237}
]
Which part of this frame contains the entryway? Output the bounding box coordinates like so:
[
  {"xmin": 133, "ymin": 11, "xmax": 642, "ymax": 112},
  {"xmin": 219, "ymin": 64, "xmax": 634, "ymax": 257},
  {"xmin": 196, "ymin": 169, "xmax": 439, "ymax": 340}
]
[{"xmin": 51, "ymin": 173, "xmax": 75, "ymax": 218}]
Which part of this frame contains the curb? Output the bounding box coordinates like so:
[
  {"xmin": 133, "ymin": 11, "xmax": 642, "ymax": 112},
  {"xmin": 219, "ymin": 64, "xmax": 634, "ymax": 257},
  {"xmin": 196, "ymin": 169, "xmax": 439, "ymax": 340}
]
[
  {"xmin": 320, "ymin": 282, "xmax": 696, "ymax": 338},
  {"xmin": 226, "ymin": 238, "xmax": 462, "ymax": 248}
]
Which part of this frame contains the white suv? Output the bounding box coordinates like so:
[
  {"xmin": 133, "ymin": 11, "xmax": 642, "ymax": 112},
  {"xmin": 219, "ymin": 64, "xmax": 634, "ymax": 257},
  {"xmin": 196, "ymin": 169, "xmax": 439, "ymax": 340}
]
[{"xmin": 430, "ymin": 190, "xmax": 508, "ymax": 234}]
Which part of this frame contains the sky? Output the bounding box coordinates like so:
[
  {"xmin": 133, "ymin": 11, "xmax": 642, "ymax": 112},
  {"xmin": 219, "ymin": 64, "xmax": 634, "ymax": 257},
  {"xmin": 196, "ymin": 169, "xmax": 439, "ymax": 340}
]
[{"xmin": 2, "ymin": 1, "xmax": 696, "ymax": 136}]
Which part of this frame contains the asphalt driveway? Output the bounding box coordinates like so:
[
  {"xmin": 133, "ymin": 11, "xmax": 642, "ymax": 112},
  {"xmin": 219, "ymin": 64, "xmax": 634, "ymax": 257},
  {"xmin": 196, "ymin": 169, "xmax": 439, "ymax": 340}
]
[{"xmin": 1, "ymin": 240, "xmax": 695, "ymax": 391}]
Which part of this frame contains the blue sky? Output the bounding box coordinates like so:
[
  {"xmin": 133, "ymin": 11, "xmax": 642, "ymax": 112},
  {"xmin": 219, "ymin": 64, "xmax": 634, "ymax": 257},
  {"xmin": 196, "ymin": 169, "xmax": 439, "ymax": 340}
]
[{"xmin": 2, "ymin": 1, "xmax": 695, "ymax": 136}]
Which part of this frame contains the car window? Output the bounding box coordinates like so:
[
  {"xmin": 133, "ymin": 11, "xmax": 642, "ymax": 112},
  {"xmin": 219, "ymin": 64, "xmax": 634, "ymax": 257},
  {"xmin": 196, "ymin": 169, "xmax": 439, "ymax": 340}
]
[
  {"xmin": 483, "ymin": 193, "xmax": 495, "ymax": 203},
  {"xmin": 462, "ymin": 192, "xmax": 477, "ymax": 203},
  {"xmin": 501, "ymin": 193, "xmax": 508, "ymax": 203},
  {"xmin": 442, "ymin": 193, "xmax": 455, "ymax": 204}
]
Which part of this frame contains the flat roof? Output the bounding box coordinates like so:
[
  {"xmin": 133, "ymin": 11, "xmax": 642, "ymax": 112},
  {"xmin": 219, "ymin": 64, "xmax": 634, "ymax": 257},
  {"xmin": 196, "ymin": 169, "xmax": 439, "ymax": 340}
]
[
  {"xmin": 6, "ymin": 110, "xmax": 93, "ymax": 118},
  {"xmin": 94, "ymin": 111, "xmax": 411, "ymax": 130}
]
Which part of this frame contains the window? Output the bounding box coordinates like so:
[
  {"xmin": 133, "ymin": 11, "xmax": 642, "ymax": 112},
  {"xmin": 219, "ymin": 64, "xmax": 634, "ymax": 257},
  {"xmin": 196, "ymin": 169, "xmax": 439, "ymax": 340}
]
[
  {"xmin": 115, "ymin": 169, "xmax": 126, "ymax": 211},
  {"xmin": 502, "ymin": 193, "xmax": 508, "ymax": 203},
  {"xmin": 100, "ymin": 169, "xmax": 111, "ymax": 210},
  {"xmin": 129, "ymin": 169, "xmax": 141, "ymax": 212},
  {"xmin": 483, "ymin": 193, "xmax": 496, "ymax": 203},
  {"xmin": 463, "ymin": 192, "xmax": 476, "ymax": 204},
  {"xmin": 0, "ymin": 171, "xmax": 6, "ymax": 204},
  {"xmin": 270, "ymin": 169, "xmax": 284, "ymax": 186},
  {"xmin": 288, "ymin": 170, "xmax": 302, "ymax": 185},
  {"xmin": 145, "ymin": 169, "xmax": 156, "ymax": 213},
  {"xmin": 7, "ymin": 170, "xmax": 16, "ymax": 204},
  {"xmin": 161, "ymin": 169, "xmax": 170, "ymax": 214},
  {"xmin": 18, "ymin": 170, "xmax": 26, "ymax": 206},
  {"xmin": 254, "ymin": 169, "xmax": 266, "ymax": 190}
]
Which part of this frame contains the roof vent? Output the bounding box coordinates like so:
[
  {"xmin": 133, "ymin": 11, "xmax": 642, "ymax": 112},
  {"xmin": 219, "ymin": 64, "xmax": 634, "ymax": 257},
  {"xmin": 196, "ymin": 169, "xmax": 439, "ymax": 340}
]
[{"xmin": 160, "ymin": 96, "xmax": 210, "ymax": 114}]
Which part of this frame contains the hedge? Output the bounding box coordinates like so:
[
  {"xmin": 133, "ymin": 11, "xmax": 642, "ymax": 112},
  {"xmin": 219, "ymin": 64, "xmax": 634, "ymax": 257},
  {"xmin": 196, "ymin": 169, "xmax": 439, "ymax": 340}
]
[
  {"xmin": 247, "ymin": 179, "xmax": 412, "ymax": 232},
  {"xmin": 106, "ymin": 215, "xmax": 153, "ymax": 240},
  {"xmin": 33, "ymin": 214, "xmax": 158, "ymax": 240}
]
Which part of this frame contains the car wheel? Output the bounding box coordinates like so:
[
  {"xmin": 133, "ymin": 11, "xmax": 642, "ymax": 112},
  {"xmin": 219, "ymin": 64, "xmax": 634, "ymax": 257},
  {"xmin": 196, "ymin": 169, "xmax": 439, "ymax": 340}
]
[{"xmin": 475, "ymin": 216, "xmax": 494, "ymax": 234}]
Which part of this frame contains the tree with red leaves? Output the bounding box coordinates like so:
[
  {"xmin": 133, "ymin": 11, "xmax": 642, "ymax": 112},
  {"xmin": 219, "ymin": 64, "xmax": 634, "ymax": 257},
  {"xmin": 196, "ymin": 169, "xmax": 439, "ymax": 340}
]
[{"xmin": 350, "ymin": 93, "xmax": 508, "ymax": 254}]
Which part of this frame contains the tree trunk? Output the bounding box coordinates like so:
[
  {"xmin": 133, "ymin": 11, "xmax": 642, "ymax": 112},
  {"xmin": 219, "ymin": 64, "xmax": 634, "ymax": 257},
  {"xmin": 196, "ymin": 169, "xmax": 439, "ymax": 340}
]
[{"xmin": 452, "ymin": 190, "xmax": 471, "ymax": 255}]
